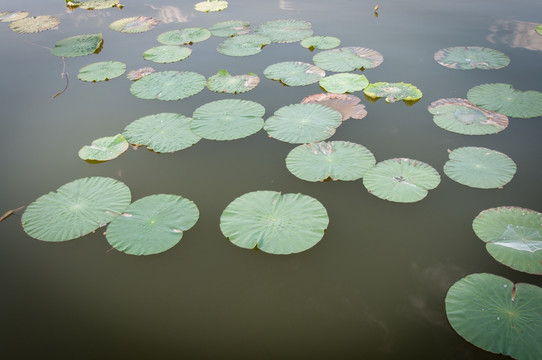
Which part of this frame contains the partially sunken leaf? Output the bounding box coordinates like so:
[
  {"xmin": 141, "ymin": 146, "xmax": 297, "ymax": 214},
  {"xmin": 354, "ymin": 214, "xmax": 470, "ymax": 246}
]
[
  {"xmin": 300, "ymin": 36, "xmax": 341, "ymax": 50},
  {"xmin": 78, "ymin": 134, "xmax": 129, "ymax": 161},
  {"xmin": 21, "ymin": 177, "xmax": 131, "ymax": 242},
  {"xmin": 109, "ymin": 16, "xmax": 161, "ymax": 33},
  {"xmin": 143, "ymin": 45, "xmax": 191, "ymax": 63},
  {"xmin": 445, "ymin": 273, "xmax": 542, "ymax": 359},
  {"xmin": 217, "ymin": 34, "xmax": 271, "ymax": 56},
  {"xmin": 207, "ymin": 69, "xmax": 260, "ymax": 94},
  {"xmin": 0, "ymin": 11, "xmax": 29, "ymax": 22},
  {"xmin": 302, "ymin": 93, "xmax": 367, "ymax": 121},
  {"xmin": 9, "ymin": 15, "xmax": 60, "ymax": 34},
  {"xmin": 263, "ymin": 61, "xmax": 325, "ymax": 86},
  {"xmin": 79, "ymin": 0, "xmax": 122, "ymax": 10},
  {"xmin": 191, "ymin": 99, "xmax": 265, "ymax": 141},
  {"xmin": 467, "ymin": 83, "xmax": 542, "ymax": 118},
  {"xmin": 126, "ymin": 67, "xmax": 154, "ymax": 81},
  {"xmin": 78, "ymin": 61, "xmax": 126, "ymax": 82},
  {"xmin": 434, "ymin": 47, "xmax": 510, "ymax": 70},
  {"xmin": 364, "ymin": 82, "xmax": 422, "ymax": 103},
  {"xmin": 130, "ymin": 71, "xmax": 206, "ymax": 101},
  {"xmin": 473, "ymin": 207, "xmax": 542, "ymax": 275},
  {"xmin": 220, "ymin": 191, "xmax": 329, "ymax": 255},
  {"xmin": 194, "ymin": 0, "xmax": 228, "ymax": 12},
  {"xmin": 313, "ymin": 47, "xmax": 383, "ymax": 72},
  {"xmin": 319, "ymin": 73, "xmax": 369, "ymax": 93},
  {"xmin": 286, "ymin": 141, "xmax": 376, "ymax": 182},
  {"xmin": 443, "ymin": 147, "xmax": 516, "ymax": 189},
  {"xmin": 209, "ymin": 20, "xmax": 250, "ymax": 37},
  {"xmin": 428, "ymin": 98, "xmax": 509, "ymax": 135},
  {"xmin": 363, "ymin": 158, "xmax": 441, "ymax": 203},
  {"xmin": 123, "ymin": 113, "xmax": 201, "ymax": 153},
  {"xmin": 157, "ymin": 28, "xmax": 211, "ymax": 45},
  {"xmin": 106, "ymin": 194, "xmax": 199, "ymax": 256},
  {"xmin": 255, "ymin": 19, "xmax": 313, "ymax": 43},
  {"xmin": 51, "ymin": 33, "xmax": 103, "ymax": 58}
]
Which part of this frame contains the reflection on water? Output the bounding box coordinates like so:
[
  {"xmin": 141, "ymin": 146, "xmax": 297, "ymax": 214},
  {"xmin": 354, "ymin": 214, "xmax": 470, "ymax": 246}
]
[
  {"xmin": 147, "ymin": 4, "xmax": 190, "ymax": 24},
  {"xmin": 279, "ymin": 0, "xmax": 295, "ymax": 11},
  {"xmin": 487, "ymin": 19, "xmax": 542, "ymax": 51}
]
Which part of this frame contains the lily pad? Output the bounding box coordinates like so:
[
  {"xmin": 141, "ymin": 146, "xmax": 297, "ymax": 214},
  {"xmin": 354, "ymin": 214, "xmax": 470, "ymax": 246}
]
[
  {"xmin": 220, "ymin": 191, "xmax": 329, "ymax": 255},
  {"xmin": 445, "ymin": 273, "xmax": 542, "ymax": 359},
  {"xmin": 109, "ymin": 16, "xmax": 161, "ymax": 33},
  {"xmin": 363, "ymin": 158, "xmax": 441, "ymax": 203},
  {"xmin": 443, "ymin": 147, "xmax": 517, "ymax": 189},
  {"xmin": 126, "ymin": 67, "xmax": 154, "ymax": 81},
  {"xmin": 143, "ymin": 45, "xmax": 192, "ymax": 63},
  {"xmin": 8, "ymin": 15, "xmax": 59, "ymax": 33},
  {"xmin": 467, "ymin": 83, "xmax": 542, "ymax": 118},
  {"xmin": 130, "ymin": 71, "xmax": 206, "ymax": 101},
  {"xmin": 217, "ymin": 34, "xmax": 271, "ymax": 57},
  {"xmin": 79, "ymin": 0, "xmax": 122, "ymax": 10},
  {"xmin": 255, "ymin": 19, "xmax": 313, "ymax": 43},
  {"xmin": 264, "ymin": 103, "xmax": 342, "ymax": 144},
  {"xmin": 106, "ymin": 194, "xmax": 199, "ymax": 256},
  {"xmin": 286, "ymin": 141, "xmax": 376, "ymax": 182},
  {"xmin": 300, "ymin": 36, "xmax": 341, "ymax": 50},
  {"xmin": 77, "ymin": 61, "xmax": 126, "ymax": 82},
  {"xmin": 51, "ymin": 33, "xmax": 103, "ymax": 58},
  {"xmin": 207, "ymin": 69, "xmax": 260, "ymax": 94},
  {"xmin": 209, "ymin": 20, "xmax": 250, "ymax": 37},
  {"xmin": 434, "ymin": 47, "xmax": 510, "ymax": 70},
  {"xmin": 428, "ymin": 98, "xmax": 509, "ymax": 135},
  {"xmin": 364, "ymin": 82, "xmax": 422, "ymax": 103},
  {"xmin": 319, "ymin": 73, "xmax": 369, "ymax": 93},
  {"xmin": 313, "ymin": 47, "xmax": 384, "ymax": 72},
  {"xmin": 78, "ymin": 134, "xmax": 129, "ymax": 161},
  {"xmin": 263, "ymin": 61, "xmax": 325, "ymax": 86},
  {"xmin": 194, "ymin": 0, "xmax": 228, "ymax": 12},
  {"xmin": 191, "ymin": 99, "xmax": 265, "ymax": 141},
  {"xmin": 473, "ymin": 207, "xmax": 542, "ymax": 275},
  {"xmin": 302, "ymin": 93, "xmax": 367, "ymax": 121},
  {"xmin": 21, "ymin": 177, "xmax": 131, "ymax": 242},
  {"xmin": 0, "ymin": 11, "xmax": 29, "ymax": 22},
  {"xmin": 537, "ymin": 25, "xmax": 542, "ymax": 36},
  {"xmin": 157, "ymin": 28, "xmax": 211, "ymax": 45},
  {"xmin": 123, "ymin": 113, "xmax": 201, "ymax": 153}
]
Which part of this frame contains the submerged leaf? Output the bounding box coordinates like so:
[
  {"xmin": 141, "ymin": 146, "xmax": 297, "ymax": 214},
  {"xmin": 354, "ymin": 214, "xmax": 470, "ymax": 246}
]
[
  {"xmin": 319, "ymin": 73, "xmax": 369, "ymax": 93},
  {"xmin": 434, "ymin": 47, "xmax": 510, "ymax": 70},
  {"xmin": 51, "ymin": 33, "xmax": 103, "ymax": 58},
  {"xmin": 143, "ymin": 45, "xmax": 192, "ymax": 63},
  {"xmin": 255, "ymin": 19, "xmax": 313, "ymax": 43},
  {"xmin": 78, "ymin": 61, "xmax": 126, "ymax": 82},
  {"xmin": 209, "ymin": 20, "xmax": 250, "ymax": 37},
  {"xmin": 364, "ymin": 82, "xmax": 422, "ymax": 103},
  {"xmin": 217, "ymin": 34, "xmax": 271, "ymax": 56},
  {"xmin": 8, "ymin": 15, "xmax": 59, "ymax": 33},
  {"xmin": 313, "ymin": 47, "xmax": 383, "ymax": 72},
  {"xmin": 194, "ymin": 0, "xmax": 228, "ymax": 12},
  {"xmin": 79, "ymin": 0, "xmax": 122, "ymax": 10},
  {"xmin": 130, "ymin": 71, "xmax": 206, "ymax": 101},
  {"xmin": 0, "ymin": 11, "xmax": 29, "ymax": 22},
  {"xmin": 78, "ymin": 134, "xmax": 129, "ymax": 161},
  {"xmin": 467, "ymin": 83, "xmax": 542, "ymax": 118},
  {"xmin": 109, "ymin": 16, "xmax": 161, "ymax": 33},
  {"xmin": 157, "ymin": 28, "xmax": 211, "ymax": 45},
  {"xmin": 302, "ymin": 93, "xmax": 367, "ymax": 121},
  {"xmin": 126, "ymin": 67, "xmax": 154, "ymax": 81},
  {"xmin": 206, "ymin": 69, "xmax": 260, "ymax": 94},
  {"xmin": 263, "ymin": 61, "xmax": 325, "ymax": 86}
]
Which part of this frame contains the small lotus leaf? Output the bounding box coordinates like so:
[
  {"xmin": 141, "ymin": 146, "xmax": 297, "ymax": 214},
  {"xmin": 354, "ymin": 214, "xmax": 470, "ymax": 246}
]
[
  {"xmin": 9, "ymin": 15, "xmax": 60, "ymax": 34},
  {"xmin": 467, "ymin": 83, "xmax": 542, "ymax": 118},
  {"xmin": 109, "ymin": 16, "xmax": 161, "ymax": 33},
  {"xmin": 217, "ymin": 34, "xmax": 271, "ymax": 56},
  {"xmin": 194, "ymin": 0, "xmax": 228, "ymax": 12},
  {"xmin": 206, "ymin": 69, "xmax": 260, "ymax": 94},
  {"xmin": 300, "ymin": 36, "xmax": 341, "ymax": 50},
  {"xmin": 0, "ymin": 11, "xmax": 29, "ymax": 22},
  {"xmin": 126, "ymin": 67, "xmax": 155, "ymax": 81},
  {"xmin": 106, "ymin": 194, "xmax": 199, "ymax": 256},
  {"xmin": 434, "ymin": 47, "xmax": 510, "ymax": 70},
  {"xmin": 443, "ymin": 147, "xmax": 516, "ymax": 189},
  {"xmin": 263, "ymin": 61, "xmax": 325, "ymax": 86},
  {"xmin": 319, "ymin": 73, "xmax": 369, "ymax": 93},
  {"xmin": 143, "ymin": 45, "xmax": 192, "ymax": 63},
  {"xmin": 313, "ymin": 47, "xmax": 383, "ymax": 72},
  {"xmin": 209, "ymin": 20, "xmax": 250, "ymax": 37},
  {"xmin": 157, "ymin": 28, "xmax": 211, "ymax": 45},
  {"xmin": 220, "ymin": 191, "xmax": 329, "ymax": 255},
  {"xmin": 78, "ymin": 61, "xmax": 126, "ymax": 82},
  {"xmin": 51, "ymin": 33, "xmax": 103, "ymax": 58},
  {"xmin": 302, "ymin": 93, "xmax": 367, "ymax": 121},
  {"xmin": 364, "ymin": 82, "xmax": 422, "ymax": 103},
  {"xmin": 255, "ymin": 19, "xmax": 313, "ymax": 43},
  {"xmin": 78, "ymin": 134, "xmax": 129, "ymax": 161},
  {"xmin": 537, "ymin": 25, "xmax": 542, "ymax": 36},
  {"xmin": 130, "ymin": 71, "xmax": 206, "ymax": 101},
  {"xmin": 79, "ymin": 0, "xmax": 122, "ymax": 10}
]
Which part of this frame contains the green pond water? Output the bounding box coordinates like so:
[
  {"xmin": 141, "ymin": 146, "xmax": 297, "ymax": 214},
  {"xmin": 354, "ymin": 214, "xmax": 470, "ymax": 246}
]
[{"xmin": 1, "ymin": 0, "xmax": 541, "ymax": 358}]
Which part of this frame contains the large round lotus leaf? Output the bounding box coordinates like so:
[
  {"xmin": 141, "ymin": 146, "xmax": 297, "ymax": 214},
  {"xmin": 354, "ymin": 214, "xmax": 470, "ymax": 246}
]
[
  {"xmin": 313, "ymin": 47, "xmax": 384, "ymax": 72},
  {"xmin": 0, "ymin": 11, "xmax": 29, "ymax": 22},
  {"xmin": 123, "ymin": 113, "xmax": 201, "ymax": 153},
  {"xmin": 473, "ymin": 207, "xmax": 542, "ymax": 275},
  {"xmin": 130, "ymin": 71, "xmax": 206, "ymax": 101},
  {"xmin": 428, "ymin": 98, "xmax": 509, "ymax": 135},
  {"xmin": 286, "ymin": 141, "xmax": 376, "ymax": 182},
  {"xmin": 443, "ymin": 147, "xmax": 516, "ymax": 189},
  {"xmin": 77, "ymin": 61, "xmax": 126, "ymax": 82},
  {"xmin": 191, "ymin": 99, "xmax": 265, "ymax": 141},
  {"xmin": 106, "ymin": 194, "xmax": 199, "ymax": 256},
  {"xmin": 143, "ymin": 45, "xmax": 191, "ymax": 63},
  {"xmin": 263, "ymin": 61, "xmax": 325, "ymax": 86},
  {"xmin": 79, "ymin": 0, "xmax": 122, "ymax": 10},
  {"xmin": 217, "ymin": 34, "xmax": 271, "ymax": 56},
  {"xmin": 8, "ymin": 15, "xmax": 59, "ymax": 33},
  {"xmin": 209, "ymin": 20, "xmax": 250, "ymax": 37},
  {"xmin": 109, "ymin": 16, "xmax": 161, "ymax": 33},
  {"xmin": 467, "ymin": 83, "xmax": 542, "ymax": 118},
  {"xmin": 300, "ymin": 36, "xmax": 341, "ymax": 50},
  {"xmin": 255, "ymin": 19, "xmax": 313, "ymax": 43},
  {"xmin": 434, "ymin": 47, "xmax": 510, "ymax": 70},
  {"xmin": 364, "ymin": 82, "xmax": 422, "ymax": 103},
  {"xmin": 537, "ymin": 25, "xmax": 542, "ymax": 36},
  {"xmin": 78, "ymin": 134, "xmax": 129, "ymax": 161},
  {"xmin": 264, "ymin": 103, "xmax": 342, "ymax": 144},
  {"xmin": 51, "ymin": 33, "xmax": 103, "ymax": 58},
  {"xmin": 206, "ymin": 69, "xmax": 260, "ymax": 94},
  {"xmin": 220, "ymin": 191, "xmax": 329, "ymax": 255},
  {"xmin": 126, "ymin": 67, "xmax": 154, "ymax": 81},
  {"xmin": 21, "ymin": 177, "xmax": 131, "ymax": 242},
  {"xmin": 302, "ymin": 93, "xmax": 367, "ymax": 121},
  {"xmin": 319, "ymin": 73, "xmax": 369, "ymax": 93},
  {"xmin": 363, "ymin": 158, "xmax": 441, "ymax": 203},
  {"xmin": 445, "ymin": 273, "xmax": 542, "ymax": 359},
  {"xmin": 194, "ymin": 0, "xmax": 228, "ymax": 12},
  {"xmin": 156, "ymin": 28, "xmax": 211, "ymax": 45}
]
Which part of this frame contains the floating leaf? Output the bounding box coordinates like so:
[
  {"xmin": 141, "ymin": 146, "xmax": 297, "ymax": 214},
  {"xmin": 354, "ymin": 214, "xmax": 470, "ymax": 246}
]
[
  {"xmin": 467, "ymin": 83, "xmax": 542, "ymax": 118},
  {"xmin": 109, "ymin": 16, "xmax": 161, "ymax": 33},
  {"xmin": 302, "ymin": 93, "xmax": 367, "ymax": 121},
  {"xmin": 363, "ymin": 158, "xmax": 441, "ymax": 203},
  {"xmin": 77, "ymin": 61, "xmax": 126, "ymax": 82},
  {"xmin": 217, "ymin": 34, "xmax": 271, "ymax": 56},
  {"xmin": 9, "ymin": 15, "xmax": 60, "ymax": 34},
  {"xmin": 79, "ymin": 0, "xmax": 122, "ymax": 10},
  {"xmin": 191, "ymin": 99, "xmax": 265, "ymax": 141},
  {"xmin": 220, "ymin": 191, "xmax": 329, "ymax": 255},
  {"xmin": 78, "ymin": 134, "xmax": 129, "ymax": 161},
  {"xmin": 445, "ymin": 273, "xmax": 542, "ymax": 359},
  {"xmin": 194, "ymin": 0, "xmax": 228, "ymax": 12},
  {"xmin": 123, "ymin": 113, "xmax": 201, "ymax": 153},
  {"xmin": 130, "ymin": 70, "xmax": 206, "ymax": 101},
  {"xmin": 0, "ymin": 11, "xmax": 29, "ymax": 22},
  {"xmin": 51, "ymin": 33, "xmax": 103, "ymax": 58},
  {"xmin": 206, "ymin": 69, "xmax": 260, "ymax": 94},
  {"xmin": 255, "ymin": 19, "xmax": 313, "ymax": 43},
  {"xmin": 537, "ymin": 24, "xmax": 542, "ymax": 36},
  {"xmin": 319, "ymin": 73, "xmax": 369, "ymax": 93},
  {"xmin": 473, "ymin": 207, "xmax": 542, "ymax": 275},
  {"xmin": 106, "ymin": 194, "xmax": 199, "ymax": 256},
  {"xmin": 443, "ymin": 147, "xmax": 516, "ymax": 189},
  {"xmin": 434, "ymin": 47, "xmax": 510, "ymax": 70},
  {"xmin": 143, "ymin": 45, "xmax": 192, "ymax": 63},
  {"xmin": 21, "ymin": 177, "xmax": 131, "ymax": 242},
  {"xmin": 428, "ymin": 98, "xmax": 509, "ymax": 135},
  {"xmin": 364, "ymin": 82, "xmax": 422, "ymax": 103},
  {"xmin": 300, "ymin": 36, "xmax": 341, "ymax": 50},
  {"xmin": 313, "ymin": 47, "xmax": 383, "ymax": 72},
  {"xmin": 157, "ymin": 28, "xmax": 211, "ymax": 45},
  {"xmin": 209, "ymin": 20, "xmax": 250, "ymax": 37},
  {"xmin": 263, "ymin": 61, "xmax": 325, "ymax": 86},
  {"xmin": 126, "ymin": 67, "xmax": 154, "ymax": 81}
]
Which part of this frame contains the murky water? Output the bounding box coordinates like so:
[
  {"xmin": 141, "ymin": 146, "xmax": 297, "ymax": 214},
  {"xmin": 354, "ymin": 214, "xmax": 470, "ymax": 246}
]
[{"xmin": 1, "ymin": 0, "xmax": 541, "ymax": 358}]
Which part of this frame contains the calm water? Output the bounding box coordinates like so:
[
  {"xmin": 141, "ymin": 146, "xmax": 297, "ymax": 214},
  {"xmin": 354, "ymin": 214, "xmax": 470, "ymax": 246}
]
[{"xmin": 1, "ymin": 0, "xmax": 541, "ymax": 359}]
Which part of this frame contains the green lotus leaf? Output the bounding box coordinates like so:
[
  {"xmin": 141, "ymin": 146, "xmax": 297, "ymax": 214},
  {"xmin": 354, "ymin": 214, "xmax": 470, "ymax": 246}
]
[
  {"xmin": 191, "ymin": 99, "xmax": 265, "ymax": 141},
  {"xmin": 51, "ymin": 33, "xmax": 103, "ymax": 58},
  {"xmin": 302, "ymin": 93, "xmax": 367, "ymax": 121},
  {"xmin": 157, "ymin": 28, "xmax": 211, "ymax": 45},
  {"xmin": 445, "ymin": 273, "xmax": 542, "ymax": 359},
  {"xmin": 467, "ymin": 83, "xmax": 542, "ymax": 118},
  {"xmin": 473, "ymin": 207, "xmax": 542, "ymax": 275},
  {"xmin": 443, "ymin": 147, "xmax": 517, "ymax": 189},
  {"xmin": 363, "ymin": 158, "xmax": 441, "ymax": 203},
  {"xmin": 126, "ymin": 67, "xmax": 154, "ymax": 81},
  {"xmin": 8, "ymin": 15, "xmax": 59, "ymax": 33},
  {"xmin": 106, "ymin": 194, "xmax": 199, "ymax": 256},
  {"xmin": 255, "ymin": 19, "xmax": 313, "ymax": 43},
  {"xmin": 428, "ymin": 98, "xmax": 509, "ymax": 135},
  {"xmin": 217, "ymin": 34, "xmax": 271, "ymax": 56},
  {"xmin": 130, "ymin": 71, "xmax": 206, "ymax": 101},
  {"xmin": 109, "ymin": 16, "xmax": 161, "ymax": 33},
  {"xmin": 300, "ymin": 36, "xmax": 341, "ymax": 50},
  {"xmin": 220, "ymin": 191, "xmax": 329, "ymax": 255},
  {"xmin": 78, "ymin": 134, "xmax": 129, "ymax": 161},
  {"xmin": 77, "ymin": 61, "xmax": 126, "ymax": 82},
  {"xmin": 537, "ymin": 25, "xmax": 542, "ymax": 36},
  {"xmin": 319, "ymin": 73, "xmax": 369, "ymax": 93},
  {"xmin": 434, "ymin": 47, "xmax": 510, "ymax": 70},
  {"xmin": 206, "ymin": 69, "xmax": 260, "ymax": 94},
  {"xmin": 313, "ymin": 47, "xmax": 383, "ymax": 72},
  {"xmin": 209, "ymin": 20, "xmax": 250, "ymax": 37},
  {"xmin": 21, "ymin": 177, "xmax": 131, "ymax": 242},
  {"xmin": 143, "ymin": 45, "xmax": 192, "ymax": 63},
  {"xmin": 0, "ymin": 11, "xmax": 29, "ymax": 22},
  {"xmin": 364, "ymin": 82, "xmax": 422, "ymax": 103},
  {"xmin": 79, "ymin": 0, "xmax": 122, "ymax": 10},
  {"xmin": 194, "ymin": 0, "xmax": 228, "ymax": 12},
  {"xmin": 286, "ymin": 141, "xmax": 376, "ymax": 182},
  {"xmin": 263, "ymin": 61, "xmax": 325, "ymax": 86},
  {"xmin": 264, "ymin": 103, "xmax": 342, "ymax": 144},
  {"xmin": 123, "ymin": 113, "xmax": 201, "ymax": 153}
]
